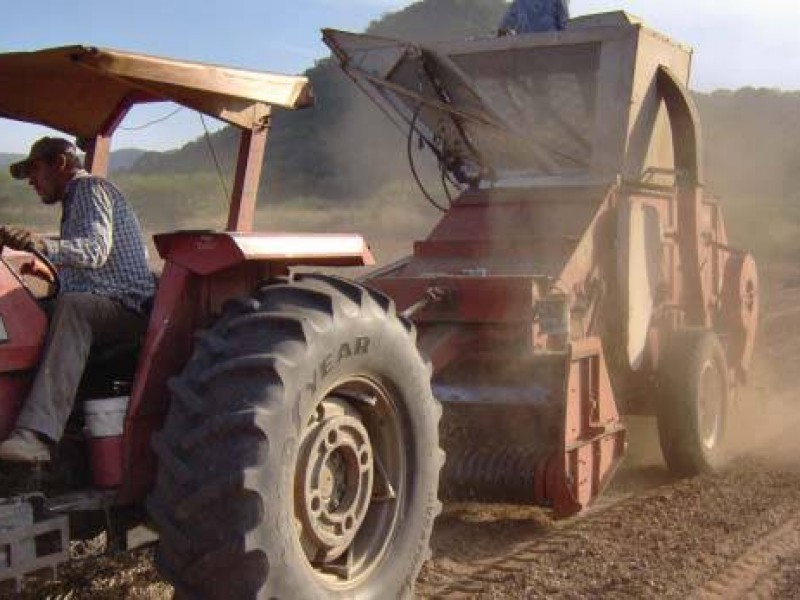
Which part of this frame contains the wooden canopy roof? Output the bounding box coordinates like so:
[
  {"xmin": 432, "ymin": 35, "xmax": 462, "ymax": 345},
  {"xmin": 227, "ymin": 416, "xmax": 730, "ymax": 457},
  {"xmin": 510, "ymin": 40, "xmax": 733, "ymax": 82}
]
[{"xmin": 0, "ymin": 45, "xmax": 314, "ymax": 138}]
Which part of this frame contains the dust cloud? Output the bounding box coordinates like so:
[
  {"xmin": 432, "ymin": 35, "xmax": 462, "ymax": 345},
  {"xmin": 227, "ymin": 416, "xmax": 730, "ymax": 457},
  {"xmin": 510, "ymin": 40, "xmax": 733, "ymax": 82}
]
[{"xmin": 725, "ymin": 266, "xmax": 800, "ymax": 469}]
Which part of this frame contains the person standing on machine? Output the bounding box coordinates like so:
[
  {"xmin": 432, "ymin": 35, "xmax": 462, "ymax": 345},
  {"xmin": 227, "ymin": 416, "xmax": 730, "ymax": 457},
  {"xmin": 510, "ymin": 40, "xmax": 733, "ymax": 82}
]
[{"xmin": 498, "ymin": 0, "xmax": 570, "ymax": 35}]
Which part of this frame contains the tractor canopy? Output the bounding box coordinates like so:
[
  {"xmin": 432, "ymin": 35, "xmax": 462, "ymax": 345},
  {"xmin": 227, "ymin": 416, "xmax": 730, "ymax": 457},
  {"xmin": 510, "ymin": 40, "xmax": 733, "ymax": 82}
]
[
  {"xmin": 0, "ymin": 45, "xmax": 313, "ymax": 139},
  {"xmin": 0, "ymin": 45, "xmax": 315, "ymax": 230},
  {"xmin": 324, "ymin": 11, "xmax": 696, "ymax": 188}
]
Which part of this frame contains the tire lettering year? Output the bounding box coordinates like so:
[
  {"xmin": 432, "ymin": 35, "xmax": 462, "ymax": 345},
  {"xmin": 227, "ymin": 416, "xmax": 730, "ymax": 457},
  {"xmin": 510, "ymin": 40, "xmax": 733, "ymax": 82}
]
[{"xmin": 306, "ymin": 336, "xmax": 370, "ymax": 393}]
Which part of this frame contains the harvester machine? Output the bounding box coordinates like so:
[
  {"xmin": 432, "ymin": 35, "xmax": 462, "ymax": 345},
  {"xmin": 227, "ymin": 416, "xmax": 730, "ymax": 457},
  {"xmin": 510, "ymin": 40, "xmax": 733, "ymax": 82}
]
[
  {"xmin": 0, "ymin": 11, "xmax": 759, "ymax": 599},
  {"xmin": 325, "ymin": 11, "xmax": 759, "ymax": 517}
]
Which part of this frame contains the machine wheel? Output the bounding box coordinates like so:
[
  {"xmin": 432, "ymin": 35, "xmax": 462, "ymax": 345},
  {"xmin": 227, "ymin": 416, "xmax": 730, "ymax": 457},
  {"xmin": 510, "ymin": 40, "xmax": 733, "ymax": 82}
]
[
  {"xmin": 656, "ymin": 329, "xmax": 730, "ymax": 475},
  {"xmin": 147, "ymin": 273, "xmax": 442, "ymax": 599}
]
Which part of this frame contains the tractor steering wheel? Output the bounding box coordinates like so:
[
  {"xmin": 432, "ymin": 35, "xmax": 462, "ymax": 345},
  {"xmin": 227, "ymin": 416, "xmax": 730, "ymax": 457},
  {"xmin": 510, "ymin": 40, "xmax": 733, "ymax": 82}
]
[
  {"xmin": 1, "ymin": 246, "xmax": 61, "ymax": 302},
  {"xmin": 30, "ymin": 247, "xmax": 61, "ymax": 301}
]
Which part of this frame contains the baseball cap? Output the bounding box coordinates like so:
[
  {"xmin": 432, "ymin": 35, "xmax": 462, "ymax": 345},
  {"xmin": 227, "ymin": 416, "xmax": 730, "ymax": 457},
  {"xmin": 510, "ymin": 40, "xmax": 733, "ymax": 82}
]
[{"xmin": 9, "ymin": 137, "xmax": 78, "ymax": 180}]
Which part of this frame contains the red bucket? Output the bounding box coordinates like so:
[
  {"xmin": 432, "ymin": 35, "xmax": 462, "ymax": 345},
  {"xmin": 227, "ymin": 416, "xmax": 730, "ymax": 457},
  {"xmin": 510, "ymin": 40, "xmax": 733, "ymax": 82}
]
[
  {"xmin": 84, "ymin": 397, "xmax": 129, "ymax": 488},
  {"xmin": 88, "ymin": 436, "xmax": 124, "ymax": 488}
]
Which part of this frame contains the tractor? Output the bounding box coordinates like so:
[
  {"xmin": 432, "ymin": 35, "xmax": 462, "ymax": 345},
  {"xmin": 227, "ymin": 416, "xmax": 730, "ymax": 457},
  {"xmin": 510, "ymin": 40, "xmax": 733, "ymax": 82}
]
[
  {"xmin": 0, "ymin": 46, "xmax": 440, "ymax": 597},
  {"xmin": 0, "ymin": 9, "xmax": 759, "ymax": 600}
]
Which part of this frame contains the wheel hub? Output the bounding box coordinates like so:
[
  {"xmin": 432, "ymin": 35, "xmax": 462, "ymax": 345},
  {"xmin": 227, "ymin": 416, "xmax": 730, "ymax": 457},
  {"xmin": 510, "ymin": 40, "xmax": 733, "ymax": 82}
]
[{"xmin": 297, "ymin": 401, "xmax": 374, "ymax": 561}]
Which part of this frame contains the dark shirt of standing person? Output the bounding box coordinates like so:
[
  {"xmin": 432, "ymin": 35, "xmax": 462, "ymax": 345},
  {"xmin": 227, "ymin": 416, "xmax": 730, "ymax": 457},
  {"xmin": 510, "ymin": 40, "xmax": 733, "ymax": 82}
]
[{"xmin": 499, "ymin": 0, "xmax": 570, "ymax": 35}]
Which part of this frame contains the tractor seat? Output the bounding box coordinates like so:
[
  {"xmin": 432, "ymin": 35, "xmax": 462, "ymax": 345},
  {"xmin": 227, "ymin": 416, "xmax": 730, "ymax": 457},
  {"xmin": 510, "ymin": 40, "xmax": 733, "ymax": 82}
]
[
  {"xmin": 78, "ymin": 297, "xmax": 153, "ymax": 398},
  {"xmin": 85, "ymin": 339, "xmax": 143, "ymax": 384}
]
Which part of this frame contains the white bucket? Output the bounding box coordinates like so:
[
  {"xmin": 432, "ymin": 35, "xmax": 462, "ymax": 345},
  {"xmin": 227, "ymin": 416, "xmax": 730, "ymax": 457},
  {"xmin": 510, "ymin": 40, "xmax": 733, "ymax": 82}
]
[{"xmin": 84, "ymin": 396, "xmax": 129, "ymax": 438}]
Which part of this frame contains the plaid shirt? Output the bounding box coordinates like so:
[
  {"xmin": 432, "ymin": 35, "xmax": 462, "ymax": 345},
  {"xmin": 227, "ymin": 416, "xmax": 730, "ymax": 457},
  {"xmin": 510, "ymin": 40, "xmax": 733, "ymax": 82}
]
[
  {"xmin": 499, "ymin": 0, "xmax": 570, "ymax": 33},
  {"xmin": 42, "ymin": 171, "xmax": 155, "ymax": 313}
]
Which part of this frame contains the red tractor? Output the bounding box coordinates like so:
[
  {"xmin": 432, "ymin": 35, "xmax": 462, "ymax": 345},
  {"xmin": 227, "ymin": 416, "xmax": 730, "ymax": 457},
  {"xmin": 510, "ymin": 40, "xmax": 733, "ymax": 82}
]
[
  {"xmin": 0, "ymin": 10, "xmax": 759, "ymax": 599},
  {"xmin": 0, "ymin": 46, "xmax": 440, "ymax": 597}
]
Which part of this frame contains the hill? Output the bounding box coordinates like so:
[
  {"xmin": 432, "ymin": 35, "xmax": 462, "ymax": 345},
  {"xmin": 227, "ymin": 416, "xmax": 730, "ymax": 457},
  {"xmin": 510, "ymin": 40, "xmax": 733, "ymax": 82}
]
[
  {"xmin": 0, "ymin": 149, "xmax": 145, "ymax": 173},
  {"xmin": 0, "ymin": 153, "xmax": 23, "ymax": 169},
  {"xmin": 126, "ymin": 0, "xmax": 800, "ymax": 211},
  {"xmin": 129, "ymin": 0, "xmax": 508, "ymax": 200},
  {"xmin": 695, "ymin": 88, "xmax": 800, "ymax": 201},
  {"xmin": 3, "ymin": 1, "xmax": 800, "ymax": 265},
  {"xmin": 109, "ymin": 148, "xmax": 146, "ymax": 172}
]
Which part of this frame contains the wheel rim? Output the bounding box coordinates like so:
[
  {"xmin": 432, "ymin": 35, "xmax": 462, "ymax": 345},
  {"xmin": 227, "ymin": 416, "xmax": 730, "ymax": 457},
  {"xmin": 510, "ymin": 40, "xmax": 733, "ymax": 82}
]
[
  {"xmin": 295, "ymin": 377, "xmax": 406, "ymax": 586},
  {"xmin": 698, "ymin": 359, "xmax": 725, "ymax": 450}
]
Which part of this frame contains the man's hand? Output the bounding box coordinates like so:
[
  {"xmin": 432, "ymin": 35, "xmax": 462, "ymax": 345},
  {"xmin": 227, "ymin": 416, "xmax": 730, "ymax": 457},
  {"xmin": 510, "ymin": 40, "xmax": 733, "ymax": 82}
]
[
  {"xmin": 19, "ymin": 256, "xmax": 56, "ymax": 283},
  {"xmin": 0, "ymin": 226, "xmax": 46, "ymax": 253}
]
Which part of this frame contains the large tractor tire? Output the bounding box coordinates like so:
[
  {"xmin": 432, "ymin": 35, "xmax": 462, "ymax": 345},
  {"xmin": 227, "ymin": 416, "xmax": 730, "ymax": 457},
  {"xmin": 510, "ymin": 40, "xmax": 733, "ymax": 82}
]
[
  {"xmin": 147, "ymin": 273, "xmax": 443, "ymax": 599},
  {"xmin": 656, "ymin": 329, "xmax": 730, "ymax": 475}
]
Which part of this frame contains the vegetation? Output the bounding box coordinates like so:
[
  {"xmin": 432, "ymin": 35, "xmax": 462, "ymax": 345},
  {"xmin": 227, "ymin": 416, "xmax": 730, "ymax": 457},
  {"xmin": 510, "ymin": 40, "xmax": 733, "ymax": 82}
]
[
  {"xmin": 0, "ymin": 171, "xmax": 229, "ymax": 234},
  {"xmin": 2, "ymin": 0, "xmax": 800, "ymax": 264},
  {"xmin": 127, "ymin": 0, "xmax": 509, "ymax": 202},
  {"xmin": 0, "ymin": 172, "xmax": 59, "ymax": 232}
]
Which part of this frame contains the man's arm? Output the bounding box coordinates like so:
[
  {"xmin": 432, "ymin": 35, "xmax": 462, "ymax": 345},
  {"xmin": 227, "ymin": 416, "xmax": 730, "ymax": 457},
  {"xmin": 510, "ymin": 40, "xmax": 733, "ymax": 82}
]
[{"xmin": 43, "ymin": 178, "xmax": 113, "ymax": 269}]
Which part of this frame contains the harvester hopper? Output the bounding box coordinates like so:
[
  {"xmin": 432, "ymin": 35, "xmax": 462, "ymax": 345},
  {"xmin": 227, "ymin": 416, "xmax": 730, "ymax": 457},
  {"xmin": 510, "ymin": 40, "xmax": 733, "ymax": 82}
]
[{"xmin": 325, "ymin": 11, "xmax": 759, "ymax": 516}]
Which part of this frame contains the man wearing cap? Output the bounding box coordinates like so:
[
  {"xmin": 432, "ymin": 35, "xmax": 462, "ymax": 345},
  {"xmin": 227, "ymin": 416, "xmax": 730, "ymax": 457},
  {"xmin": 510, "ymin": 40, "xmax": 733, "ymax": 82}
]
[
  {"xmin": 498, "ymin": 0, "xmax": 570, "ymax": 35},
  {"xmin": 0, "ymin": 137, "xmax": 155, "ymax": 463}
]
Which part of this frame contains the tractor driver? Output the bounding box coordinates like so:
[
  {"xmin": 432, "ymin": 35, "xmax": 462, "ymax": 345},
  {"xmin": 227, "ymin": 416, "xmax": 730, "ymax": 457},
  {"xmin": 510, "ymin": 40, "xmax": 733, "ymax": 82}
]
[
  {"xmin": 0, "ymin": 137, "xmax": 155, "ymax": 463},
  {"xmin": 498, "ymin": 0, "xmax": 570, "ymax": 36}
]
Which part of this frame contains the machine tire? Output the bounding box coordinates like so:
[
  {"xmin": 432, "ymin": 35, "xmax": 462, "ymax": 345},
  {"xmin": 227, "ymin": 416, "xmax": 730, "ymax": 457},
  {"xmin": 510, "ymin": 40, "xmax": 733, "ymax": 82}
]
[
  {"xmin": 656, "ymin": 329, "xmax": 730, "ymax": 475},
  {"xmin": 147, "ymin": 273, "xmax": 442, "ymax": 599}
]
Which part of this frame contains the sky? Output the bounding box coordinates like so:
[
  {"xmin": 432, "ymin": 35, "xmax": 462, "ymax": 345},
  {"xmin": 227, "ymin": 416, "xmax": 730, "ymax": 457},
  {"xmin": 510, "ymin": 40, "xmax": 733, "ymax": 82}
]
[{"xmin": 2, "ymin": 0, "xmax": 799, "ymax": 153}]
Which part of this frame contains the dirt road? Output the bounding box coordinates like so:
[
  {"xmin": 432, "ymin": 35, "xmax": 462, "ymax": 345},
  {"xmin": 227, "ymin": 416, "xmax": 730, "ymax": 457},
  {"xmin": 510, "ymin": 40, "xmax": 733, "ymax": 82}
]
[
  {"xmin": 416, "ymin": 265, "xmax": 800, "ymax": 599},
  {"xmin": 20, "ymin": 265, "xmax": 800, "ymax": 599},
  {"xmin": 416, "ymin": 435, "xmax": 800, "ymax": 599}
]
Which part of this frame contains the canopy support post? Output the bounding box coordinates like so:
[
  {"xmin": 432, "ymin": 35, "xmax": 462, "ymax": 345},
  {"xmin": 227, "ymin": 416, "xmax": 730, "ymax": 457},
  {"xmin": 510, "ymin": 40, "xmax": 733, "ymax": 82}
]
[
  {"xmin": 82, "ymin": 98, "xmax": 134, "ymax": 177},
  {"xmin": 227, "ymin": 122, "xmax": 269, "ymax": 232}
]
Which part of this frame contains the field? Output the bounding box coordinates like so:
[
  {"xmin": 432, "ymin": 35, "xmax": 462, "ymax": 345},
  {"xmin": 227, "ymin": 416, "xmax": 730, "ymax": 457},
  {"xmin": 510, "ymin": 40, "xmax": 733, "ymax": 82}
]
[{"xmin": 3, "ymin": 183, "xmax": 800, "ymax": 598}]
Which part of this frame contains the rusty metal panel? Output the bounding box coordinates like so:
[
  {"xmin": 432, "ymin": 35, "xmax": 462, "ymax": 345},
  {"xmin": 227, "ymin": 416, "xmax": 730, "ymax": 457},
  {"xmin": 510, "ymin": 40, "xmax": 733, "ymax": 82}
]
[
  {"xmin": 373, "ymin": 275, "xmax": 537, "ymax": 323},
  {"xmin": 617, "ymin": 30, "xmax": 692, "ymax": 182},
  {"xmin": 326, "ymin": 16, "xmax": 693, "ymax": 188}
]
